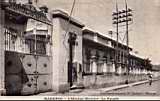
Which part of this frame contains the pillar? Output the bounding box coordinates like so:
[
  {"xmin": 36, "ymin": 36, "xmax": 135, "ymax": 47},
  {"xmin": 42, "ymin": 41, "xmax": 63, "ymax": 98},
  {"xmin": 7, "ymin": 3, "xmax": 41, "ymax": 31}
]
[
  {"xmin": 51, "ymin": 17, "xmax": 69, "ymax": 92},
  {"xmin": 136, "ymin": 68, "xmax": 138, "ymax": 74},
  {"xmin": 136, "ymin": 68, "xmax": 139, "ymax": 74},
  {"xmin": 102, "ymin": 58, "xmax": 107, "ymax": 74},
  {"xmin": 138, "ymin": 68, "xmax": 141, "ymax": 74},
  {"xmin": 130, "ymin": 68, "xmax": 134, "ymax": 74},
  {"xmin": 138, "ymin": 68, "xmax": 140, "ymax": 74},
  {"xmin": 0, "ymin": 6, "xmax": 6, "ymax": 95},
  {"xmin": 106, "ymin": 53, "xmax": 112, "ymax": 73},
  {"xmin": 134, "ymin": 68, "xmax": 137, "ymax": 74},
  {"xmin": 132, "ymin": 68, "xmax": 135, "ymax": 74},
  {"xmin": 91, "ymin": 55, "xmax": 97, "ymax": 74},
  {"xmin": 145, "ymin": 69, "xmax": 147, "ymax": 74},
  {"xmin": 112, "ymin": 63, "xmax": 116, "ymax": 73},
  {"xmin": 90, "ymin": 55, "xmax": 97, "ymax": 85},
  {"xmin": 142, "ymin": 69, "xmax": 144, "ymax": 74},
  {"xmin": 117, "ymin": 64, "xmax": 122, "ymax": 74},
  {"xmin": 106, "ymin": 62, "xmax": 111, "ymax": 73},
  {"xmin": 51, "ymin": 10, "xmax": 84, "ymax": 92}
]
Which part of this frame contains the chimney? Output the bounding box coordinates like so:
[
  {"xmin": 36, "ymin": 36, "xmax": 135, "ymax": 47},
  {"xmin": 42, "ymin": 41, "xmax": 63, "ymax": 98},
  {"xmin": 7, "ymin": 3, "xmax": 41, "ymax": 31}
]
[
  {"xmin": 108, "ymin": 30, "xmax": 113, "ymax": 39},
  {"xmin": 28, "ymin": 0, "xmax": 39, "ymax": 6},
  {"xmin": 39, "ymin": 5, "xmax": 48, "ymax": 13}
]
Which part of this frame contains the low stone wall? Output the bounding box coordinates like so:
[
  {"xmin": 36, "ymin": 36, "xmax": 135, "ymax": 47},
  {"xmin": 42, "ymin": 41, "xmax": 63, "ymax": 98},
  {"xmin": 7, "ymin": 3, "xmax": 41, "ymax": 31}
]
[{"xmin": 82, "ymin": 74, "xmax": 148, "ymax": 89}]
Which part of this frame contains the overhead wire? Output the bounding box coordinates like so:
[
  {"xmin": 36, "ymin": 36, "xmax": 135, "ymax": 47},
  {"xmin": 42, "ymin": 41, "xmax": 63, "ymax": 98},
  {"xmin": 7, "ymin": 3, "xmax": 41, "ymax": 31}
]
[
  {"xmin": 63, "ymin": 0, "xmax": 76, "ymax": 51},
  {"xmin": 62, "ymin": 0, "xmax": 77, "ymax": 73}
]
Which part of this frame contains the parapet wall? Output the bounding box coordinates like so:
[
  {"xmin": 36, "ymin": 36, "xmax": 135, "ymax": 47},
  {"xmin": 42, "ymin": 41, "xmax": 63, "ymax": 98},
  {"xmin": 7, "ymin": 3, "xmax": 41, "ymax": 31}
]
[{"xmin": 82, "ymin": 74, "xmax": 148, "ymax": 89}]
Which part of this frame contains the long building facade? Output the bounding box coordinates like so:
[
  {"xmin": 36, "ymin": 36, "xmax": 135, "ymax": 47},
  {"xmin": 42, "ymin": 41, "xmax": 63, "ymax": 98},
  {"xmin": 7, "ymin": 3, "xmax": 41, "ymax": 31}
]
[
  {"xmin": 0, "ymin": 0, "xmax": 159, "ymax": 95},
  {"xmin": 82, "ymin": 28, "xmax": 152, "ymax": 75}
]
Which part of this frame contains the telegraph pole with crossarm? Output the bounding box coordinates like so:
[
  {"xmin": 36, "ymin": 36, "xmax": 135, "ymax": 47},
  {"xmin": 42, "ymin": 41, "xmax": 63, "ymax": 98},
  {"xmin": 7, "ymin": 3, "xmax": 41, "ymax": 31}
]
[{"xmin": 112, "ymin": 0, "xmax": 133, "ymax": 82}]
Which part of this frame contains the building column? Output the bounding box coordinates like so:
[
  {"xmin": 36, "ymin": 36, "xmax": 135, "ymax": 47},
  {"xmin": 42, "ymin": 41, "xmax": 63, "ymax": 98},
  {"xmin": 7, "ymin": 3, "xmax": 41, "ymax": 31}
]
[
  {"xmin": 141, "ymin": 69, "xmax": 144, "ymax": 74},
  {"xmin": 130, "ymin": 68, "xmax": 134, "ymax": 74},
  {"xmin": 137, "ymin": 68, "xmax": 140, "ymax": 74},
  {"xmin": 135, "ymin": 68, "xmax": 138, "ymax": 74},
  {"xmin": 141, "ymin": 68, "xmax": 145, "ymax": 74},
  {"xmin": 136, "ymin": 68, "xmax": 139, "ymax": 74},
  {"xmin": 112, "ymin": 62, "xmax": 116, "ymax": 73},
  {"xmin": 90, "ymin": 55, "xmax": 97, "ymax": 85},
  {"xmin": 51, "ymin": 10, "xmax": 84, "ymax": 92},
  {"xmin": 135, "ymin": 68, "xmax": 137, "ymax": 74},
  {"xmin": 0, "ymin": 7, "xmax": 6, "ymax": 95},
  {"xmin": 91, "ymin": 55, "xmax": 97, "ymax": 74},
  {"xmin": 51, "ymin": 14, "xmax": 70, "ymax": 93},
  {"xmin": 106, "ymin": 53, "xmax": 112, "ymax": 73},
  {"xmin": 144, "ymin": 69, "xmax": 146, "ymax": 74},
  {"xmin": 132, "ymin": 67, "xmax": 135, "ymax": 74},
  {"xmin": 117, "ymin": 64, "xmax": 122, "ymax": 74},
  {"xmin": 138, "ymin": 68, "xmax": 141, "ymax": 74},
  {"xmin": 144, "ymin": 69, "xmax": 147, "ymax": 74},
  {"xmin": 124, "ymin": 66, "xmax": 127, "ymax": 74},
  {"xmin": 102, "ymin": 58, "xmax": 107, "ymax": 74}
]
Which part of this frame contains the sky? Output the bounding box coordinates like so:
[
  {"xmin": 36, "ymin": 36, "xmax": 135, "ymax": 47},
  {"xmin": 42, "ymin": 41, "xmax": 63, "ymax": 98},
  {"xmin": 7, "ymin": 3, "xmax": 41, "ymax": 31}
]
[{"xmin": 38, "ymin": 0, "xmax": 160, "ymax": 65}]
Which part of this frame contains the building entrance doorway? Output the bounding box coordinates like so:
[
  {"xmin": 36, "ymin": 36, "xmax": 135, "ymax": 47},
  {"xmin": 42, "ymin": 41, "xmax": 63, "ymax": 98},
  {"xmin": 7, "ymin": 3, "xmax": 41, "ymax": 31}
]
[{"xmin": 68, "ymin": 32, "xmax": 79, "ymax": 87}]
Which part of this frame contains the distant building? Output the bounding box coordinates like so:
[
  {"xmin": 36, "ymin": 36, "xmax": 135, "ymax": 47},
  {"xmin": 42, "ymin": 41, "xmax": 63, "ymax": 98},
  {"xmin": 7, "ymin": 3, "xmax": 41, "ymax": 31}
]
[
  {"xmin": 82, "ymin": 28, "xmax": 152, "ymax": 75},
  {"xmin": 82, "ymin": 28, "xmax": 132, "ymax": 75}
]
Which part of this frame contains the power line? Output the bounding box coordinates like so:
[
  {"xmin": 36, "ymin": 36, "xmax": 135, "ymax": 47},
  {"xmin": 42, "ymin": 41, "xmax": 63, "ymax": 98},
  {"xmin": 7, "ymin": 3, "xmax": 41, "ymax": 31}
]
[
  {"xmin": 63, "ymin": 0, "xmax": 76, "ymax": 51},
  {"xmin": 61, "ymin": 0, "xmax": 77, "ymax": 79},
  {"xmin": 112, "ymin": 0, "xmax": 133, "ymax": 76}
]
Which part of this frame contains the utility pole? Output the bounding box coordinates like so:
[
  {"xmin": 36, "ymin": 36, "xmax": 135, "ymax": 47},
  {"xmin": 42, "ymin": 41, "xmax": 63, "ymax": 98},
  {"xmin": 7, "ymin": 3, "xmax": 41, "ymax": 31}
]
[
  {"xmin": 112, "ymin": 1, "xmax": 119, "ymax": 74},
  {"xmin": 125, "ymin": 0, "xmax": 133, "ymax": 77},
  {"xmin": 112, "ymin": 0, "xmax": 133, "ymax": 78},
  {"xmin": 125, "ymin": 0, "xmax": 129, "ymax": 75}
]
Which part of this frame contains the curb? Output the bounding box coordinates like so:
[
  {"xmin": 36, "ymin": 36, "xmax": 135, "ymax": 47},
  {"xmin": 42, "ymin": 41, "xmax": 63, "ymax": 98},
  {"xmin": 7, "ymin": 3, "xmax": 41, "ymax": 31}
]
[
  {"xmin": 100, "ymin": 78, "xmax": 160, "ymax": 93},
  {"xmin": 34, "ymin": 78, "xmax": 160, "ymax": 96}
]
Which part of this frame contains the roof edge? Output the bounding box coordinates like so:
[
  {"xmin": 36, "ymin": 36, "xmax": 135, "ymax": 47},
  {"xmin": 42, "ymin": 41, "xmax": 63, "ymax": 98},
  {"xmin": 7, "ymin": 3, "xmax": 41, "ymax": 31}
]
[{"xmin": 51, "ymin": 9, "xmax": 85, "ymax": 28}]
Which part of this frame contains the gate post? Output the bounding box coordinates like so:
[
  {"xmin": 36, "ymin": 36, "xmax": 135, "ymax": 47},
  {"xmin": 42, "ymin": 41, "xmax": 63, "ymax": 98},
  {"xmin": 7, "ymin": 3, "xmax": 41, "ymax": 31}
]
[
  {"xmin": 51, "ymin": 10, "xmax": 84, "ymax": 92},
  {"xmin": 0, "ymin": 5, "xmax": 6, "ymax": 95}
]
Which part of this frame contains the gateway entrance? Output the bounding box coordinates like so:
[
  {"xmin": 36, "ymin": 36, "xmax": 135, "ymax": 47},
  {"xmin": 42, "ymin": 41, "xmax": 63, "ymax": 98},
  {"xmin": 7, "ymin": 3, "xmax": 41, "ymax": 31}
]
[{"xmin": 2, "ymin": 1, "xmax": 52, "ymax": 95}]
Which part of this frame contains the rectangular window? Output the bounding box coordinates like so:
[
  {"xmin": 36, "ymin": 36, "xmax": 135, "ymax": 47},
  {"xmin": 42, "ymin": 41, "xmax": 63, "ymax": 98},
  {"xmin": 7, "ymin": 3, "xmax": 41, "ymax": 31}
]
[
  {"xmin": 25, "ymin": 35, "xmax": 47, "ymax": 55},
  {"xmin": 36, "ymin": 41, "xmax": 46, "ymax": 54},
  {"xmin": 4, "ymin": 27, "xmax": 18, "ymax": 52}
]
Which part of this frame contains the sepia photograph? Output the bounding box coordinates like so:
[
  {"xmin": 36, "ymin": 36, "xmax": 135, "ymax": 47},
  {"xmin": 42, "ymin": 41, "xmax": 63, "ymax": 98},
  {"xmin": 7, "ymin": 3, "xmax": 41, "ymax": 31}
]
[{"xmin": 0, "ymin": 0, "xmax": 160, "ymax": 100}]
